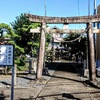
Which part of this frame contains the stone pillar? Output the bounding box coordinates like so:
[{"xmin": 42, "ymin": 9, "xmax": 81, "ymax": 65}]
[
  {"xmin": 36, "ymin": 22, "xmax": 46, "ymax": 79},
  {"xmin": 87, "ymin": 23, "xmax": 96, "ymax": 82},
  {"xmin": 29, "ymin": 58, "xmax": 32, "ymax": 74}
]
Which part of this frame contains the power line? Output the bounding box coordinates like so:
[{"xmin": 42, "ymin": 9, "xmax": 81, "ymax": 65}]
[
  {"xmin": 78, "ymin": 0, "xmax": 80, "ymax": 16},
  {"xmin": 88, "ymin": 0, "xmax": 90, "ymax": 15},
  {"xmin": 77, "ymin": 0, "xmax": 81, "ymax": 29},
  {"xmin": 44, "ymin": 0, "xmax": 47, "ymax": 17}
]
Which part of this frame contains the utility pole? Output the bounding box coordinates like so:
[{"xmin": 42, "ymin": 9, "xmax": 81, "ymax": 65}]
[
  {"xmin": 44, "ymin": 0, "xmax": 47, "ymax": 17},
  {"xmin": 93, "ymin": 0, "xmax": 96, "ymax": 31},
  {"xmin": 93, "ymin": 0, "xmax": 97, "ymax": 67},
  {"xmin": 94, "ymin": 0, "xmax": 96, "ymax": 15},
  {"xmin": 93, "ymin": 0, "xmax": 97, "ymax": 38},
  {"xmin": 88, "ymin": 0, "xmax": 90, "ymax": 15}
]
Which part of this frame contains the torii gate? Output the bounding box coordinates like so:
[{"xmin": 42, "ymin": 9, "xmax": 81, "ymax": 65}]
[{"xmin": 26, "ymin": 14, "xmax": 100, "ymax": 83}]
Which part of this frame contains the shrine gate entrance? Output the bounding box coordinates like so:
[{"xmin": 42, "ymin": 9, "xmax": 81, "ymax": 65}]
[{"xmin": 26, "ymin": 14, "xmax": 100, "ymax": 84}]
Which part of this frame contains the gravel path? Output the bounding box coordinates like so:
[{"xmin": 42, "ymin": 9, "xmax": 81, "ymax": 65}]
[{"xmin": 0, "ymin": 69, "xmax": 55, "ymax": 88}]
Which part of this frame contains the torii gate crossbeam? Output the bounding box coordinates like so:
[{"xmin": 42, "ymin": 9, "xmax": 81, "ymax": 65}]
[
  {"xmin": 26, "ymin": 14, "xmax": 100, "ymax": 24},
  {"xmin": 30, "ymin": 28, "xmax": 100, "ymax": 34}
]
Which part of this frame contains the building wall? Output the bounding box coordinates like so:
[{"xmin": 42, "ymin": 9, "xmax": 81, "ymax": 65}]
[
  {"xmin": 96, "ymin": 34, "xmax": 100, "ymax": 67},
  {"xmin": 96, "ymin": 5, "xmax": 100, "ymax": 68}
]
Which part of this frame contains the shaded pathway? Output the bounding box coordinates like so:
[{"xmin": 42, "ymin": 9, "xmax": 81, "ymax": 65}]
[{"xmin": 36, "ymin": 62, "xmax": 100, "ymax": 100}]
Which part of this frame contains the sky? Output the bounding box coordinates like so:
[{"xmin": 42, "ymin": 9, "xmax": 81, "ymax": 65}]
[{"xmin": 0, "ymin": 0, "xmax": 100, "ymax": 29}]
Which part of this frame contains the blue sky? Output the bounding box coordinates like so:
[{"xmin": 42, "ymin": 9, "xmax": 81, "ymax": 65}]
[{"xmin": 0, "ymin": 0, "xmax": 100, "ymax": 29}]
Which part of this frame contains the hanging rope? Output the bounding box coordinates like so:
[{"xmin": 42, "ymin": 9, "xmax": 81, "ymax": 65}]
[
  {"xmin": 47, "ymin": 31, "xmax": 83, "ymax": 43},
  {"xmin": 41, "ymin": 26, "xmax": 91, "ymax": 43},
  {"xmin": 47, "ymin": 32, "xmax": 84, "ymax": 43}
]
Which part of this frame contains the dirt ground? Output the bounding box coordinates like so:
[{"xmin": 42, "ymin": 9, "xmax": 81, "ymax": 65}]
[{"xmin": 0, "ymin": 62, "xmax": 100, "ymax": 100}]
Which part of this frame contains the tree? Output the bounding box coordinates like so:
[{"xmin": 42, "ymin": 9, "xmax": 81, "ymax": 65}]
[
  {"xmin": 1, "ymin": 13, "xmax": 51, "ymax": 67},
  {"xmin": 0, "ymin": 23, "xmax": 17, "ymax": 37},
  {"xmin": 64, "ymin": 33, "xmax": 87, "ymax": 59},
  {"xmin": 0, "ymin": 23, "xmax": 25, "ymax": 67},
  {"xmin": 10, "ymin": 13, "xmax": 42, "ymax": 66},
  {"xmin": 0, "ymin": 14, "xmax": 51, "ymax": 69},
  {"xmin": 11, "ymin": 14, "xmax": 37, "ymax": 54}
]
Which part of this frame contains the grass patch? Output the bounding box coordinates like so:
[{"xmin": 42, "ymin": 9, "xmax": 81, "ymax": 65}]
[{"xmin": 17, "ymin": 66, "xmax": 28, "ymax": 71}]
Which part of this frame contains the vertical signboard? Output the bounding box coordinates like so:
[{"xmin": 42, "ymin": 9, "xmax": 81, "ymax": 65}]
[
  {"xmin": 0, "ymin": 44, "xmax": 15, "ymax": 100},
  {"xmin": 0, "ymin": 45, "xmax": 14, "ymax": 66}
]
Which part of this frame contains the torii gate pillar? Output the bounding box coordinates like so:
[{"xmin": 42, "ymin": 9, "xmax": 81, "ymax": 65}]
[
  {"xmin": 87, "ymin": 23, "xmax": 96, "ymax": 82},
  {"xmin": 36, "ymin": 22, "xmax": 46, "ymax": 79}
]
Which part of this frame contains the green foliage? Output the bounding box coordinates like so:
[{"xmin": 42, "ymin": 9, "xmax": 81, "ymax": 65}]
[
  {"xmin": 64, "ymin": 33, "xmax": 87, "ymax": 58},
  {"xmin": 0, "ymin": 23, "xmax": 25, "ymax": 69},
  {"xmin": 0, "ymin": 23, "xmax": 19, "ymax": 38},
  {"xmin": 46, "ymin": 33, "xmax": 51, "ymax": 47},
  {"xmin": 17, "ymin": 66, "xmax": 28, "ymax": 71},
  {"xmin": 10, "ymin": 13, "xmax": 42, "ymax": 66},
  {"xmin": 0, "ymin": 14, "xmax": 51, "ymax": 68},
  {"xmin": 11, "ymin": 13, "xmax": 41, "ymax": 56}
]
